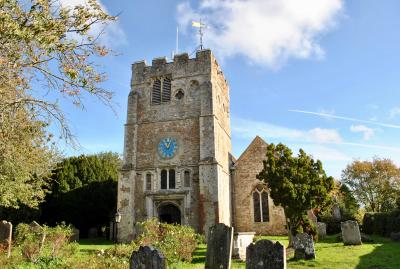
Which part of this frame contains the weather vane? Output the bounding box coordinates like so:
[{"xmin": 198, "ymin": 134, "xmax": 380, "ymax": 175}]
[{"xmin": 192, "ymin": 19, "xmax": 207, "ymax": 50}]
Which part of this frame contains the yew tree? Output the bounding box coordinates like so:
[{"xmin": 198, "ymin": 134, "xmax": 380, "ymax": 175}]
[
  {"xmin": 257, "ymin": 143, "xmax": 334, "ymax": 237},
  {"xmin": 0, "ymin": 0, "xmax": 116, "ymax": 208}
]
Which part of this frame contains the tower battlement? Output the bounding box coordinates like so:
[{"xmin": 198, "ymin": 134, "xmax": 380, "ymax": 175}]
[{"xmin": 131, "ymin": 49, "xmax": 227, "ymax": 87}]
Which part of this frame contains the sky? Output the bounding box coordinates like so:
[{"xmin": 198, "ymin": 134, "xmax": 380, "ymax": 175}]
[{"xmin": 57, "ymin": 0, "xmax": 400, "ymax": 179}]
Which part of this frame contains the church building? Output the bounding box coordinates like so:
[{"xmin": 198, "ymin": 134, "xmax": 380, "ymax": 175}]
[{"xmin": 117, "ymin": 50, "xmax": 286, "ymax": 242}]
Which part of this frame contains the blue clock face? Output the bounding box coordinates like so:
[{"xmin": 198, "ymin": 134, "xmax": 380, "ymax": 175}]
[{"xmin": 158, "ymin": 137, "xmax": 178, "ymax": 159}]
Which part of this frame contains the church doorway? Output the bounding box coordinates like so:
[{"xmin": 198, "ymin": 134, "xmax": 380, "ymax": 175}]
[{"xmin": 158, "ymin": 203, "xmax": 181, "ymax": 225}]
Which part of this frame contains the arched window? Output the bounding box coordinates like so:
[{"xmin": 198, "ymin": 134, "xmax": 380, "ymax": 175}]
[
  {"xmin": 169, "ymin": 169, "xmax": 175, "ymax": 189},
  {"xmin": 184, "ymin": 170, "xmax": 190, "ymax": 188},
  {"xmin": 253, "ymin": 187, "xmax": 269, "ymax": 223},
  {"xmin": 146, "ymin": 173, "xmax": 152, "ymax": 191},
  {"xmin": 162, "ymin": 78, "xmax": 171, "ymax": 103},
  {"xmin": 161, "ymin": 170, "xmax": 167, "ymax": 189},
  {"xmin": 152, "ymin": 79, "xmax": 161, "ymax": 105}
]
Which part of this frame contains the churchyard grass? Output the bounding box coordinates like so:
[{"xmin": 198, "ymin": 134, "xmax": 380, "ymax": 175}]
[{"xmin": 71, "ymin": 234, "xmax": 399, "ymax": 268}]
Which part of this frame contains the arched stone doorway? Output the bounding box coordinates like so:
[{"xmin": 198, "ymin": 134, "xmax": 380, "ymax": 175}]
[{"xmin": 158, "ymin": 203, "xmax": 181, "ymax": 224}]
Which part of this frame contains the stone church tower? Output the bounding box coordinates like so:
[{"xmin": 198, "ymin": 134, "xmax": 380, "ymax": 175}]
[{"xmin": 117, "ymin": 50, "xmax": 232, "ymax": 242}]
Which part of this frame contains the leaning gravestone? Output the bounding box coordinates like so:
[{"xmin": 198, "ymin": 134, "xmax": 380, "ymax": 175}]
[
  {"xmin": 130, "ymin": 246, "xmax": 166, "ymax": 269},
  {"xmin": 293, "ymin": 233, "xmax": 315, "ymax": 260},
  {"xmin": 317, "ymin": 222, "xmax": 327, "ymax": 240},
  {"xmin": 205, "ymin": 223, "xmax": 234, "ymax": 269},
  {"xmin": 341, "ymin": 220, "xmax": 362, "ymax": 245},
  {"xmin": 246, "ymin": 239, "xmax": 286, "ymax": 269},
  {"xmin": 0, "ymin": 220, "xmax": 12, "ymax": 257}
]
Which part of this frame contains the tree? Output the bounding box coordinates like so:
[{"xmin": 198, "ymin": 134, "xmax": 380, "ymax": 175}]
[
  {"xmin": 40, "ymin": 152, "xmax": 121, "ymax": 236},
  {"xmin": 0, "ymin": 0, "xmax": 116, "ymax": 208},
  {"xmin": 257, "ymin": 143, "xmax": 334, "ymax": 239},
  {"xmin": 342, "ymin": 158, "xmax": 400, "ymax": 213}
]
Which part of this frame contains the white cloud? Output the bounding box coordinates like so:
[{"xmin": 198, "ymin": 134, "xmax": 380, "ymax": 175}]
[
  {"xmin": 307, "ymin": 128, "xmax": 342, "ymax": 144},
  {"xmin": 177, "ymin": 0, "xmax": 344, "ymax": 68},
  {"xmin": 305, "ymin": 145, "xmax": 351, "ymax": 161},
  {"xmin": 389, "ymin": 107, "xmax": 400, "ymax": 120},
  {"xmin": 58, "ymin": 0, "xmax": 126, "ymax": 47},
  {"xmin": 350, "ymin": 125, "xmax": 374, "ymax": 140}
]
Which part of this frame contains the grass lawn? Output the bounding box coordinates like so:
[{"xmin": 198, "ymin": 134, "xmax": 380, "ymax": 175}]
[{"xmin": 78, "ymin": 235, "xmax": 400, "ymax": 269}]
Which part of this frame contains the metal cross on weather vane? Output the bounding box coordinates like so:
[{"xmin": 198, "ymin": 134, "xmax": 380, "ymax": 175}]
[{"xmin": 192, "ymin": 19, "xmax": 207, "ymax": 50}]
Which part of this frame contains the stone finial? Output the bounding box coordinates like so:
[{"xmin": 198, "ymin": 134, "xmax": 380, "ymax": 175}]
[
  {"xmin": 130, "ymin": 246, "xmax": 166, "ymax": 269},
  {"xmin": 205, "ymin": 223, "xmax": 234, "ymax": 269},
  {"xmin": 246, "ymin": 239, "xmax": 286, "ymax": 269}
]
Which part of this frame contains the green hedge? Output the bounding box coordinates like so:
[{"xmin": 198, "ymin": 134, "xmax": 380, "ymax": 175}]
[{"xmin": 362, "ymin": 210, "xmax": 400, "ymax": 236}]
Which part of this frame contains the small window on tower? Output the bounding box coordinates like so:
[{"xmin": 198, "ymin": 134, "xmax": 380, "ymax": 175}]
[
  {"xmin": 169, "ymin": 169, "xmax": 176, "ymax": 189},
  {"xmin": 175, "ymin": 89, "xmax": 184, "ymax": 100},
  {"xmin": 146, "ymin": 173, "xmax": 152, "ymax": 191},
  {"xmin": 184, "ymin": 170, "xmax": 190, "ymax": 188},
  {"xmin": 161, "ymin": 170, "xmax": 167, "ymax": 189}
]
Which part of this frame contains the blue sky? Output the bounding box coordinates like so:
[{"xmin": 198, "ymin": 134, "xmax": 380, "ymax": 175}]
[{"xmin": 59, "ymin": 0, "xmax": 400, "ymax": 178}]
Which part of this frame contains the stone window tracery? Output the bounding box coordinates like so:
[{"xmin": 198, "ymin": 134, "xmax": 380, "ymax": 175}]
[
  {"xmin": 253, "ymin": 186, "xmax": 269, "ymax": 223},
  {"xmin": 160, "ymin": 169, "xmax": 176, "ymax": 190}
]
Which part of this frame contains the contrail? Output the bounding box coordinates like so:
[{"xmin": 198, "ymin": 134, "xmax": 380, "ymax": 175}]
[{"xmin": 289, "ymin": 109, "xmax": 400, "ymax": 129}]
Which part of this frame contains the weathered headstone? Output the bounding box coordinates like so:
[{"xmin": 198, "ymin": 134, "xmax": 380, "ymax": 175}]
[
  {"xmin": 205, "ymin": 223, "xmax": 234, "ymax": 269},
  {"xmin": 390, "ymin": 232, "xmax": 400, "ymax": 241},
  {"xmin": 293, "ymin": 233, "xmax": 315, "ymax": 260},
  {"xmin": 246, "ymin": 239, "xmax": 286, "ymax": 269},
  {"xmin": 29, "ymin": 221, "xmax": 42, "ymax": 232},
  {"xmin": 232, "ymin": 232, "xmax": 255, "ymax": 260},
  {"xmin": 317, "ymin": 222, "xmax": 327, "ymax": 240},
  {"xmin": 88, "ymin": 227, "xmax": 98, "ymax": 238},
  {"xmin": 0, "ymin": 220, "xmax": 12, "ymax": 257},
  {"xmin": 70, "ymin": 228, "xmax": 80, "ymax": 241},
  {"xmin": 341, "ymin": 220, "xmax": 362, "ymax": 245},
  {"xmin": 307, "ymin": 210, "xmax": 318, "ymax": 226},
  {"xmin": 130, "ymin": 246, "xmax": 166, "ymax": 269},
  {"xmin": 332, "ymin": 203, "xmax": 341, "ymax": 221}
]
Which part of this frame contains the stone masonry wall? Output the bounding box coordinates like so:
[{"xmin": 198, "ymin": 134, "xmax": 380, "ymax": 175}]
[{"xmin": 232, "ymin": 136, "xmax": 287, "ymax": 235}]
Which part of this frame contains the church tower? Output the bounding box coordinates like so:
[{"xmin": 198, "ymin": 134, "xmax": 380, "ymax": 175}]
[{"xmin": 117, "ymin": 50, "xmax": 232, "ymax": 242}]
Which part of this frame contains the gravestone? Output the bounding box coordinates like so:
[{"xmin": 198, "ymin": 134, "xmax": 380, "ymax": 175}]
[
  {"xmin": 232, "ymin": 232, "xmax": 255, "ymax": 260},
  {"xmin": 293, "ymin": 233, "xmax": 315, "ymax": 260},
  {"xmin": 246, "ymin": 239, "xmax": 286, "ymax": 269},
  {"xmin": 70, "ymin": 228, "xmax": 80, "ymax": 241},
  {"xmin": 332, "ymin": 203, "xmax": 341, "ymax": 221},
  {"xmin": 205, "ymin": 223, "xmax": 234, "ymax": 269},
  {"xmin": 341, "ymin": 220, "xmax": 362, "ymax": 245},
  {"xmin": 130, "ymin": 246, "xmax": 166, "ymax": 269},
  {"xmin": 0, "ymin": 220, "xmax": 12, "ymax": 257},
  {"xmin": 390, "ymin": 232, "xmax": 400, "ymax": 241},
  {"xmin": 88, "ymin": 227, "xmax": 98, "ymax": 238},
  {"xmin": 29, "ymin": 221, "xmax": 42, "ymax": 232},
  {"xmin": 317, "ymin": 222, "xmax": 327, "ymax": 240},
  {"xmin": 307, "ymin": 210, "xmax": 318, "ymax": 226}
]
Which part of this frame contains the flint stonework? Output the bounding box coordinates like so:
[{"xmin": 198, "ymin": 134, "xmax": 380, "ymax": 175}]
[
  {"xmin": 246, "ymin": 239, "xmax": 286, "ymax": 269},
  {"xmin": 341, "ymin": 221, "xmax": 362, "ymax": 245},
  {"xmin": 205, "ymin": 223, "xmax": 234, "ymax": 269},
  {"xmin": 130, "ymin": 246, "xmax": 166, "ymax": 269},
  {"xmin": 293, "ymin": 233, "xmax": 315, "ymax": 260}
]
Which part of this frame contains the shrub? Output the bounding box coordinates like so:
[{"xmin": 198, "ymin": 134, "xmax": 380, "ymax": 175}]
[
  {"xmin": 362, "ymin": 210, "xmax": 400, "ymax": 236},
  {"xmin": 136, "ymin": 218, "xmax": 198, "ymax": 263}
]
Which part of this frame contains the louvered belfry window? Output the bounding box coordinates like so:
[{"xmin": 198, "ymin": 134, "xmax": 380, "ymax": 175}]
[
  {"xmin": 162, "ymin": 78, "xmax": 171, "ymax": 103},
  {"xmin": 152, "ymin": 77, "xmax": 171, "ymax": 105}
]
